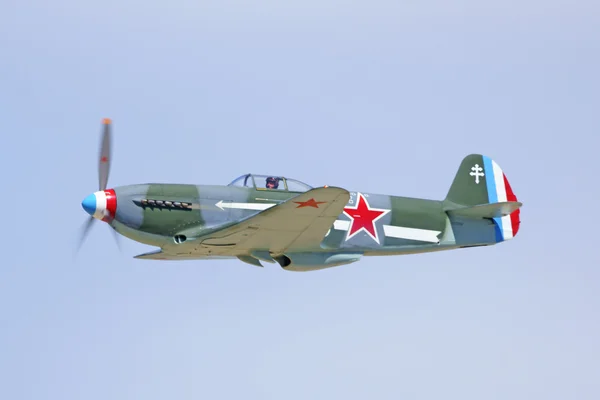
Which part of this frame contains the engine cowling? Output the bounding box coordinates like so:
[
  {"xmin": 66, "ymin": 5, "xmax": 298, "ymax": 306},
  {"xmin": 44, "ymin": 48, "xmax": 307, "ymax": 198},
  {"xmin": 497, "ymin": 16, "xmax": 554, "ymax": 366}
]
[{"xmin": 272, "ymin": 252, "xmax": 362, "ymax": 272}]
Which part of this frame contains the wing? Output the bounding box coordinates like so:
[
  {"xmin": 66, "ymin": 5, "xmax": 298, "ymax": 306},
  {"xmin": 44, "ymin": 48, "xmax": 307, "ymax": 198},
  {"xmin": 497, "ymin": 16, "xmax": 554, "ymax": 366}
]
[
  {"xmin": 167, "ymin": 186, "xmax": 350, "ymax": 255},
  {"xmin": 134, "ymin": 249, "xmax": 237, "ymax": 260},
  {"xmin": 134, "ymin": 250, "xmax": 264, "ymax": 267}
]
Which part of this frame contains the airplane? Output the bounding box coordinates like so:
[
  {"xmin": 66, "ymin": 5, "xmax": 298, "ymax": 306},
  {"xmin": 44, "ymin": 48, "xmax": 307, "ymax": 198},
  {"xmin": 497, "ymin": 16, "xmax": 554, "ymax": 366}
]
[{"xmin": 77, "ymin": 118, "xmax": 522, "ymax": 271}]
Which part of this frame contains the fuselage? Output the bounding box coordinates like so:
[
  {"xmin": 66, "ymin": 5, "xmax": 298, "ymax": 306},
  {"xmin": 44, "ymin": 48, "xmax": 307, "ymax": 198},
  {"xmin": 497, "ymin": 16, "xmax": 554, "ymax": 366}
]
[{"xmin": 85, "ymin": 182, "xmax": 504, "ymax": 258}]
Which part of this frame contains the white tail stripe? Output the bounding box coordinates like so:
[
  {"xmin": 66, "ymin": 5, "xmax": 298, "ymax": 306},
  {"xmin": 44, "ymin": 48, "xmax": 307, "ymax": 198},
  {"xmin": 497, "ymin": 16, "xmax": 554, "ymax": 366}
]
[
  {"xmin": 491, "ymin": 160, "xmax": 514, "ymax": 240},
  {"xmin": 333, "ymin": 220, "xmax": 440, "ymax": 243},
  {"xmin": 492, "ymin": 161, "xmax": 507, "ymax": 202}
]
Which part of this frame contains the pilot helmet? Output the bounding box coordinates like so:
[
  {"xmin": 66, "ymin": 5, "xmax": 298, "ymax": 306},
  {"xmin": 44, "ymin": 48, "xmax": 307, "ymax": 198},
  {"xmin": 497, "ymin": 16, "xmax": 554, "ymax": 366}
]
[{"xmin": 266, "ymin": 176, "xmax": 279, "ymax": 189}]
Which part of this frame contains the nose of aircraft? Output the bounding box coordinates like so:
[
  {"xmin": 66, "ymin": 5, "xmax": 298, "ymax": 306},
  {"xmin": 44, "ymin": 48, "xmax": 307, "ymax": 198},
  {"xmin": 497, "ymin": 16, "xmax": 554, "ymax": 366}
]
[
  {"xmin": 81, "ymin": 193, "xmax": 97, "ymax": 215},
  {"xmin": 81, "ymin": 189, "xmax": 117, "ymax": 222}
]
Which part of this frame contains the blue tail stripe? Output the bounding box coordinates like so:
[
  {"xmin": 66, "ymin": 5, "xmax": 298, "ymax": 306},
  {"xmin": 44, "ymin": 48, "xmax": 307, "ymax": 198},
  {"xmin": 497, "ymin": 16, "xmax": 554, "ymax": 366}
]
[
  {"xmin": 482, "ymin": 156, "xmax": 497, "ymax": 203},
  {"xmin": 482, "ymin": 156, "xmax": 504, "ymax": 242}
]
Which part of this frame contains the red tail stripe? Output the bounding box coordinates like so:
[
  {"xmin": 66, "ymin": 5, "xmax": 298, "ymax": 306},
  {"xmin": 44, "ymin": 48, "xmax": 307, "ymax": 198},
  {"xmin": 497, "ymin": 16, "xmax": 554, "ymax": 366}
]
[{"xmin": 503, "ymin": 174, "xmax": 520, "ymax": 236}]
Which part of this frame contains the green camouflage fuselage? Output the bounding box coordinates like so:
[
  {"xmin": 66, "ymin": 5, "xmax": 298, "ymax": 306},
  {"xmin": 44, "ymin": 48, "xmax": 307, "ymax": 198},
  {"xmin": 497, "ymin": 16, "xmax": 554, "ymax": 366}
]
[{"xmin": 111, "ymin": 182, "xmax": 494, "ymax": 256}]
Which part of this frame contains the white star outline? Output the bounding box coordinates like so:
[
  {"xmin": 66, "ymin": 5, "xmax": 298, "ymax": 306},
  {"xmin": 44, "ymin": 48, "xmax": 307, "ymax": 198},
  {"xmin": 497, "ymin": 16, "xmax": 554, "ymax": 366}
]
[{"xmin": 342, "ymin": 192, "xmax": 391, "ymax": 244}]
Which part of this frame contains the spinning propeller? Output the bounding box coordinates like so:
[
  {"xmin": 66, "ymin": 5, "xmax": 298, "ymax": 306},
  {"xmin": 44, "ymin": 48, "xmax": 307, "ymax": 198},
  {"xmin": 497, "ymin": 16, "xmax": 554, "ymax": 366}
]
[{"xmin": 76, "ymin": 118, "xmax": 121, "ymax": 253}]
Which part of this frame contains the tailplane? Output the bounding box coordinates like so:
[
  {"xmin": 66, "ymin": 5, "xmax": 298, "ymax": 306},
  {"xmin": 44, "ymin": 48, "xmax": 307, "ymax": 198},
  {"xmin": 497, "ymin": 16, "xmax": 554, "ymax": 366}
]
[
  {"xmin": 444, "ymin": 154, "xmax": 521, "ymax": 241},
  {"xmin": 446, "ymin": 201, "xmax": 522, "ymax": 219}
]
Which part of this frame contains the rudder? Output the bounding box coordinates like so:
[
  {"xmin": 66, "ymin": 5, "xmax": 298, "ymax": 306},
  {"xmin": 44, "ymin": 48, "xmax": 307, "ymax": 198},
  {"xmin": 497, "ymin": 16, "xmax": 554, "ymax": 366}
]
[{"xmin": 445, "ymin": 154, "xmax": 521, "ymax": 241}]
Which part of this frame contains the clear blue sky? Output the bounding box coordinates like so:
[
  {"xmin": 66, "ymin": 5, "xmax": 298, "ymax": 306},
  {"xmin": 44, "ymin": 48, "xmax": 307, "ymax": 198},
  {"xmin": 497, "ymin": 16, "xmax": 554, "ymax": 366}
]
[{"xmin": 2, "ymin": 1, "xmax": 598, "ymax": 399}]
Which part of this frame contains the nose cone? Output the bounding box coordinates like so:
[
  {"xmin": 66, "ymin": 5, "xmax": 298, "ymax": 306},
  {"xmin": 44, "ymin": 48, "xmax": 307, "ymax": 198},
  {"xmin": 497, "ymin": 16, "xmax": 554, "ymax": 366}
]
[
  {"xmin": 81, "ymin": 193, "xmax": 97, "ymax": 216},
  {"xmin": 80, "ymin": 189, "xmax": 117, "ymax": 222}
]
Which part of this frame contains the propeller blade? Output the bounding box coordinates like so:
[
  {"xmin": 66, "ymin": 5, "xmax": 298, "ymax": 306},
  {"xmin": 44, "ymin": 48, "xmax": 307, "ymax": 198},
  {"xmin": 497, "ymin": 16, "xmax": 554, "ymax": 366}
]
[
  {"xmin": 98, "ymin": 118, "xmax": 112, "ymax": 191},
  {"xmin": 109, "ymin": 226, "xmax": 122, "ymax": 253},
  {"xmin": 75, "ymin": 215, "xmax": 96, "ymax": 255},
  {"xmin": 77, "ymin": 118, "xmax": 123, "ymax": 257}
]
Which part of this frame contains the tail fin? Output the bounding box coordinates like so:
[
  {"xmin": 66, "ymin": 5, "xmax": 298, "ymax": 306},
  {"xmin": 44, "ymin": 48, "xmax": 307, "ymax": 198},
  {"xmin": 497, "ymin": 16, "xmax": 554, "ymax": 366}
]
[{"xmin": 445, "ymin": 154, "xmax": 521, "ymax": 240}]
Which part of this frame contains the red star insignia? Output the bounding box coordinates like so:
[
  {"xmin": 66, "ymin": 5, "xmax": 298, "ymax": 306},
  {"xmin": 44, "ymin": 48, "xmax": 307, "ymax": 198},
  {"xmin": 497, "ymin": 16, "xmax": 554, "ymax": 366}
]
[
  {"xmin": 100, "ymin": 156, "xmax": 108, "ymax": 163},
  {"xmin": 342, "ymin": 193, "xmax": 390, "ymax": 244},
  {"xmin": 294, "ymin": 198, "xmax": 326, "ymax": 208}
]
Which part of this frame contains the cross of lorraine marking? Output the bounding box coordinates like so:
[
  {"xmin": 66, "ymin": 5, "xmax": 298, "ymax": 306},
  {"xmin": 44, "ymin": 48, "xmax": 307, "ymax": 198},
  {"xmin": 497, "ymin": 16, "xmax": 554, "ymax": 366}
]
[{"xmin": 470, "ymin": 164, "xmax": 484, "ymax": 184}]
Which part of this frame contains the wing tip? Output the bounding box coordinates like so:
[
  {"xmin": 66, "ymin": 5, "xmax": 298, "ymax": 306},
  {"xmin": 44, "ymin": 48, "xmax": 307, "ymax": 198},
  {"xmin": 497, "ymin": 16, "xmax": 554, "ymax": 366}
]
[{"xmin": 134, "ymin": 249, "xmax": 165, "ymax": 259}]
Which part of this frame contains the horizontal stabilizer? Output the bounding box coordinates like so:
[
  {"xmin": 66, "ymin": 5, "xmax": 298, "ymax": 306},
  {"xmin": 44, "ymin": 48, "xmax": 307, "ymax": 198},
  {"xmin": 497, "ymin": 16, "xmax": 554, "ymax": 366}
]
[{"xmin": 446, "ymin": 201, "xmax": 522, "ymax": 219}]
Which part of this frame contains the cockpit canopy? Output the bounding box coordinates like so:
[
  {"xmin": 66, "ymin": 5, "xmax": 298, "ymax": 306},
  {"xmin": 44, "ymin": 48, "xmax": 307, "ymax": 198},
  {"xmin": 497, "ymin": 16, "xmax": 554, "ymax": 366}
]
[{"xmin": 228, "ymin": 174, "xmax": 313, "ymax": 192}]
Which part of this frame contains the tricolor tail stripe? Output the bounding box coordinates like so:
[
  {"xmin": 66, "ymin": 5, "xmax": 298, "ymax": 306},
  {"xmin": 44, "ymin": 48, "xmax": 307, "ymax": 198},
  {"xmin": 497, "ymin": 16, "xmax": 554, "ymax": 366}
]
[{"xmin": 482, "ymin": 156, "xmax": 520, "ymax": 241}]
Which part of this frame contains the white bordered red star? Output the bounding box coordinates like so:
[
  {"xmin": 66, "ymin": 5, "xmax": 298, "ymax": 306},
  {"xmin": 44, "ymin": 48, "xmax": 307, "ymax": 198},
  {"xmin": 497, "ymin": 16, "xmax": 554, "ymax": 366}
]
[{"xmin": 342, "ymin": 193, "xmax": 390, "ymax": 244}]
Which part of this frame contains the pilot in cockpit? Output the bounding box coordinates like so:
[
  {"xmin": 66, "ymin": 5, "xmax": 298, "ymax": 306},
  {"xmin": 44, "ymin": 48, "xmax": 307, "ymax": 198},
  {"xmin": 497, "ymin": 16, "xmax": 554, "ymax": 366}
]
[{"xmin": 266, "ymin": 176, "xmax": 279, "ymax": 189}]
